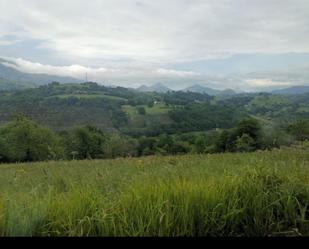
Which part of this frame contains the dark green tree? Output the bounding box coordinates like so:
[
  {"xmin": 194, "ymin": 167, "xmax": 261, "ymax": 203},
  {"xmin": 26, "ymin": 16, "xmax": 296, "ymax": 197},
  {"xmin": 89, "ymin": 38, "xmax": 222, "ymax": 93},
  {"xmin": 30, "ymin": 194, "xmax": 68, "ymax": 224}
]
[
  {"xmin": 236, "ymin": 118, "xmax": 261, "ymax": 141},
  {"xmin": 194, "ymin": 135, "xmax": 207, "ymax": 153},
  {"xmin": 137, "ymin": 106, "xmax": 146, "ymax": 115},
  {"xmin": 287, "ymin": 119, "xmax": 309, "ymax": 141},
  {"xmin": 64, "ymin": 126, "xmax": 107, "ymax": 160},
  {"xmin": 235, "ymin": 133, "xmax": 256, "ymax": 152},
  {"xmin": 103, "ymin": 134, "xmax": 138, "ymax": 158},
  {"xmin": 236, "ymin": 118, "xmax": 262, "ymax": 149},
  {"xmin": 0, "ymin": 115, "xmax": 63, "ymax": 162}
]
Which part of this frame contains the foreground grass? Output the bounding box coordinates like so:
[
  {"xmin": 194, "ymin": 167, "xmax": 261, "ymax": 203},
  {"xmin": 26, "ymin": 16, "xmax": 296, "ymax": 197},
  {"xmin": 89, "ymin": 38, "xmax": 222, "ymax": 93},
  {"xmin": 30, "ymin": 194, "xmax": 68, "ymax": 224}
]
[{"xmin": 0, "ymin": 147, "xmax": 308, "ymax": 237}]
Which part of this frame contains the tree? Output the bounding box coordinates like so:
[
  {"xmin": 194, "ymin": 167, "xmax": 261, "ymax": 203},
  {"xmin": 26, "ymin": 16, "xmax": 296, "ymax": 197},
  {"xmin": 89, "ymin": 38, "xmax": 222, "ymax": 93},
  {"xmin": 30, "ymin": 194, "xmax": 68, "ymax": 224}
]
[
  {"xmin": 156, "ymin": 134, "xmax": 173, "ymax": 153},
  {"xmin": 137, "ymin": 137, "xmax": 157, "ymax": 156},
  {"xmin": 169, "ymin": 141, "xmax": 191, "ymax": 155},
  {"xmin": 236, "ymin": 118, "xmax": 261, "ymax": 141},
  {"xmin": 0, "ymin": 115, "xmax": 63, "ymax": 162},
  {"xmin": 147, "ymin": 101, "xmax": 154, "ymax": 108},
  {"xmin": 214, "ymin": 130, "xmax": 235, "ymax": 152},
  {"xmin": 287, "ymin": 119, "xmax": 309, "ymax": 141},
  {"xmin": 236, "ymin": 118, "xmax": 262, "ymax": 149},
  {"xmin": 103, "ymin": 134, "xmax": 138, "ymax": 158},
  {"xmin": 235, "ymin": 133, "xmax": 255, "ymax": 152},
  {"xmin": 194, "ymin": 135, "xmax": 207, "ymax": 153},
  {"xmin": 137, "ymin": 106, "xmax": 146, "ymax": 115},
  {"xmin": 64, "ymin": 126, "xmax": 107, "ymax": 160}
]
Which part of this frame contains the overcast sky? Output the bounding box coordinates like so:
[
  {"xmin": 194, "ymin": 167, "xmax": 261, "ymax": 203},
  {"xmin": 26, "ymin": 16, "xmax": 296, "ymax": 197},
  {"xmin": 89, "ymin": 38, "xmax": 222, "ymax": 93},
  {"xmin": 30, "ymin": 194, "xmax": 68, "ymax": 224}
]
[{"xmin": 0, "ymin": 0, "xmax": 309, "ymax": 90}]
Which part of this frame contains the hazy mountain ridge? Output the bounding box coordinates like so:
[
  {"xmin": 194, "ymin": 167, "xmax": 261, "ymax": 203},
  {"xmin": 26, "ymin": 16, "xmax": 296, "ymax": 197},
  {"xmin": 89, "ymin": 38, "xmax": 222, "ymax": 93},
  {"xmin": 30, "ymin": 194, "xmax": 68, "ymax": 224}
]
[
  {"xmin": 1, "ymin": 59, "xmax": 308, "ymax": 96},
  {"xmin": 182, "ymin": 84, "xmax": 237, "ymax": 96},
  {"xmin": 0, "ymin": 59, "xmax": 81, "ymax": 90},
  {"xmin": 271, "ymin": 85, "xmax": 309, "ymax": 95},
  {"xmin": 136, "ymin": 83, "xmax": 172, "ymax": 93}
]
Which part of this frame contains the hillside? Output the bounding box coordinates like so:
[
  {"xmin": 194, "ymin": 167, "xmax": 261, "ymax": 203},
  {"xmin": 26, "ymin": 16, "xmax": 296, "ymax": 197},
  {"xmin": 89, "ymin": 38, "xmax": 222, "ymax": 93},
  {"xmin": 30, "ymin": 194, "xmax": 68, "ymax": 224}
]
[
  {"xmin": 0, "ymin": 58, "xmax": 81, "ymax": 90},
  {"xmin": 0, "ymin": 82, "xmax": 247, "ymax": 134},
  {"xmin": 0, "ymin": 82, "xmax": 308, "ymax": 137},
  {"xmin": 0, "ymin": 147, "xmax": 308, "ymax": 236}
]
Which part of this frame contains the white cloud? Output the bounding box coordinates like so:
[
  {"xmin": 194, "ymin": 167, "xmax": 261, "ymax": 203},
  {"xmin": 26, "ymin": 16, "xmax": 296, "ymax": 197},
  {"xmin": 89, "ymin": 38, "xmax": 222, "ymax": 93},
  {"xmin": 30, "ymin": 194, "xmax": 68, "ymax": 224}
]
[
  {"xmin": 2, "ymin": 57, "xmax": 113, "ymax": 79},
  {"xmin": 1, "ymin": 57, "xmax": 201, "ymax": 87},
  {"xmin": 2, "ymin": 56, "xmax": 309, "ymax": 91},
  {"xmin": 154, "ymin": 68, "xmax": 200, "ymax": 78},
  {"xmin": 245, "ymin": 78, "xmax": 293, "ymax": 87},
  {"xmin": 0, "ymin": 41, "xmax": 12, "ymax": 46}
]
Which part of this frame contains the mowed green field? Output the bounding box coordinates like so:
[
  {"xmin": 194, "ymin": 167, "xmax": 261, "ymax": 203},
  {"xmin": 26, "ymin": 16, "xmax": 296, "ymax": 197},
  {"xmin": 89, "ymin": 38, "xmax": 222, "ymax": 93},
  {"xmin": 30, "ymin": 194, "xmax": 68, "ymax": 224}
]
[{"xmin": 0, "ymin": 147, "xmax": 309, "ymax": 237}]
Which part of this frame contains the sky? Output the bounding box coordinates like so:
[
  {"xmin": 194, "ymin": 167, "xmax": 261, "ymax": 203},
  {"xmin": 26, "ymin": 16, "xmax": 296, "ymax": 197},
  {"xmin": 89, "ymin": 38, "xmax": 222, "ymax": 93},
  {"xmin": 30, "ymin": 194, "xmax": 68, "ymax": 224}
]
[{"xmin": 0, "ymin": 0, "xmax": 309, "ymax": 91}]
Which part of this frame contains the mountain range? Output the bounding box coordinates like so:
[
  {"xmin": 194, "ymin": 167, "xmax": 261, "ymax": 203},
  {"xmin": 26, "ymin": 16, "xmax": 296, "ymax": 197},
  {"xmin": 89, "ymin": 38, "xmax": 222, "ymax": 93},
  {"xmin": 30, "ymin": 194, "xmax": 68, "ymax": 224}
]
[
  {"xmin": 136, "ymin": 83, "xmax": 237, "ymax": 96},
  {"xmin": 136, "ymin": 83, "xmax": 172, "ymax": 93},
  {"xmin": 271, "ymin": 85, "xmax": 309, "ymax": 95},
  {"xmin": 182, "ymin": 84, "xmax": 237, "ymax": 96},
  {"xmin": 0, "ymin": 59, "xmax": 308, "ymax": 96}
]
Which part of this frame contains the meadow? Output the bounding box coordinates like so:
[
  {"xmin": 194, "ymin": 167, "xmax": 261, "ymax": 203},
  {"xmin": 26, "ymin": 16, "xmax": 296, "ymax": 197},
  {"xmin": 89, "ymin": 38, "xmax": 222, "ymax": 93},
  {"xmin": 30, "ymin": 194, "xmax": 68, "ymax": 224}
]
[{"xmin": 0, "ymin": 146, "xmax": 308, "ymax": 237}]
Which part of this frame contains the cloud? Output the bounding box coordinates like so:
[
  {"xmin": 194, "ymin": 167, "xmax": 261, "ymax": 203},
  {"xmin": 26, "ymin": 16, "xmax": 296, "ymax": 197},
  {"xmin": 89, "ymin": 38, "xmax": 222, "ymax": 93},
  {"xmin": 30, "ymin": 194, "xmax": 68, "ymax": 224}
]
[
  {"xmin": 0, "ymin": 1, "xmax": 309, "ymax": 91},
  {"xmin": 0, "ymin": 0, "xmax": 309, "ymax": 63},
  {"xmin": 1, "ymin": 57, "xmax": 201, "ymax": 87},
  {"xmin": 154, "ymin": 68, "xmax": 200, "ymax": 78},
  {"xmin": 245, "ymin": 79, "xmax": 293, "ymax": 87}
]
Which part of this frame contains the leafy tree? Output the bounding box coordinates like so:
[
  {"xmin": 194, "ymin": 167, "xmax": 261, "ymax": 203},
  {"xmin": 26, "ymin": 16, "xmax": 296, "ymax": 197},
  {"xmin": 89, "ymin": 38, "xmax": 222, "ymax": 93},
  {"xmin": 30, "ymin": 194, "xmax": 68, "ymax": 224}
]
[
  {"xmin": 0, "ymin": 115, "xmax": 63, "ymax": 162},
  {"xmin": 215, "ymin": 129, "xmax": 241, "ymax": 152},
  {"xmin": 287, "ymin": 119, "xmax": 309, "ymax": 141},
  {"xmin": 169, "ymin": 141, "xmax": 191, "ymax": 155},
  {"xmin": 260, "ymin": 124, "xmax": 294, "ymax": 149},
  {"xmin": 236, "ymin": 118, "xmax": 261, "ymax": 141},
  {"xmin": 235, "ymin": 134, "xmax": 256, "ymax": 152},
  {"xmin": 137, "ymin": 137, "xmax": 157, "ymax": 156},
  {"xmin": 156, "ymin": 134, "xmax": 173, "ymax": 153},
  {"xmin": 63, "ymin": 126, "xmax": 107, "ymax": 160},
  {"xmin": 235, "ymin": 118, "xmax": 262, "ymax": 149},
  {"xmin": 103, "ymin": 134, "xmax": 138, "ymax": 158},
  {"xmin": 137, "ymin": 106, "xmax": 146, "ymax": 115},
  {"xmin": 194, "ymin": 135, "xmax": 207, "ymax": 153}
]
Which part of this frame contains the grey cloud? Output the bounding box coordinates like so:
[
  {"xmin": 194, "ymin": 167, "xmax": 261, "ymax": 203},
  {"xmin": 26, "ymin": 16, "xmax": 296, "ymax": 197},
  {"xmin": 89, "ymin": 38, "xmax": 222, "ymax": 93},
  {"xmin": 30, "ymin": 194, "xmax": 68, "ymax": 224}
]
[
  {"xmin": 0, "ymin": 0, "xmax": 309, "ymax": 63},
  {"xmin": 0, "ymin": 0, "xmax": 308, "ymax": 91}
]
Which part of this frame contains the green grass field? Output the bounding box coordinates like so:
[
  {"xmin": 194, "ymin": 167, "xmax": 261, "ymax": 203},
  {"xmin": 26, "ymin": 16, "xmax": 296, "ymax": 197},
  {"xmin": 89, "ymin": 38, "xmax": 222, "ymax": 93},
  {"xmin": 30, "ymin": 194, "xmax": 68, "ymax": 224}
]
[
  {"xmin": 122, "ymin": 103, "xmax": 171, "ymax": 117},
  {"xmin": 0, "ymin": 147, "xmax": 308, "ymax": 237}
]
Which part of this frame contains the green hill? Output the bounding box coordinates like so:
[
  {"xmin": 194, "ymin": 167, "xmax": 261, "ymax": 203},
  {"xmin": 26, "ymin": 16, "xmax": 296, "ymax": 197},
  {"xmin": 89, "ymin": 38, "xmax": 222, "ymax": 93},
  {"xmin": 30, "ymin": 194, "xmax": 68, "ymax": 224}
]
[{"xmin": 0, "ymin": 82, "xmax": 308, "ymax": 138}]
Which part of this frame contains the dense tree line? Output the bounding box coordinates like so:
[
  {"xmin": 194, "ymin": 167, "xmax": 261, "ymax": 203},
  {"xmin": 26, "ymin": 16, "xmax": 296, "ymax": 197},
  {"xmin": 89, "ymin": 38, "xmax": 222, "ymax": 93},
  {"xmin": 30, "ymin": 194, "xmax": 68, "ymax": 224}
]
[{"xmin": 0, "ymin": 115, "xmax": 307, "ymax": 163}]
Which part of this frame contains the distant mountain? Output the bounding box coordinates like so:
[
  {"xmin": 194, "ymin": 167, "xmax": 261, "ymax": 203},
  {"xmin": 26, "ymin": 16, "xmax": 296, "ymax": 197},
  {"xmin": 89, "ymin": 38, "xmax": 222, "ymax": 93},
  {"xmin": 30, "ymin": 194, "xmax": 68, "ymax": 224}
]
[
  {"xmin": 0, "ymin": 59, "xmax": 81, "ymax": 90},
  {"xmin": 271, "ymin": 85, "xmax": 309, "ymax": 95},
  {"xmin": 137, "ymin": 83, "xmax": 171, "ymax": 93},
  {"xmin": 183, "ymin": 84, "xmax": 236, "ymax": 96},
  {"xmin": 183, "ymin": 84, "xmax": 221, "ymax": 95},
  {"xmin": 218, "ymin": 88, "xmax": 237, "ymax": 96}
]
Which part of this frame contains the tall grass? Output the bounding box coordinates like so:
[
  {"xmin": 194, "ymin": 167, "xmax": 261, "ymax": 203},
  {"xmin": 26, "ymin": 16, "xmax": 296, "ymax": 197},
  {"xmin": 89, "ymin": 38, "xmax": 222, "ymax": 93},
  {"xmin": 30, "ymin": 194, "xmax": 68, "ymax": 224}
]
[{"xmin": 0, "ymin": 147, "xmax": 308, "ymax": 236}]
